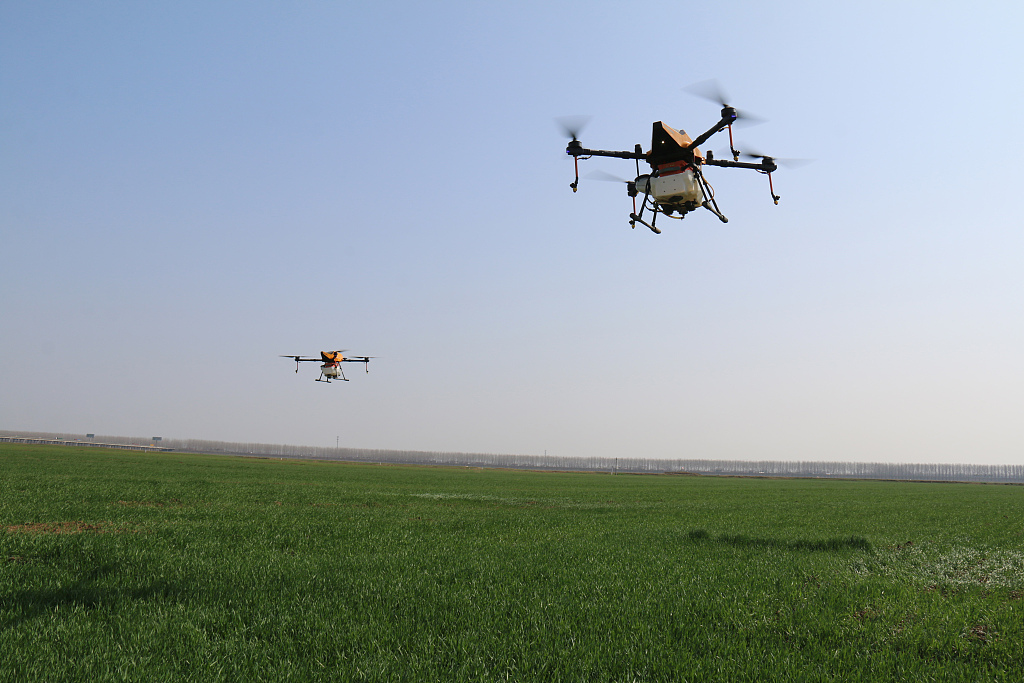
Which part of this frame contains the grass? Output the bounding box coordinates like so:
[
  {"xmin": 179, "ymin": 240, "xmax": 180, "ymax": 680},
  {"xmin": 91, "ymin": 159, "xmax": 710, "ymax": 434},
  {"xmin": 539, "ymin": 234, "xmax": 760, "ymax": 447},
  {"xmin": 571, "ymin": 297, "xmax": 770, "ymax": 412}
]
[{"xmin": 2, "ymin": 444, "xmax": 1023, "ymax": 681}]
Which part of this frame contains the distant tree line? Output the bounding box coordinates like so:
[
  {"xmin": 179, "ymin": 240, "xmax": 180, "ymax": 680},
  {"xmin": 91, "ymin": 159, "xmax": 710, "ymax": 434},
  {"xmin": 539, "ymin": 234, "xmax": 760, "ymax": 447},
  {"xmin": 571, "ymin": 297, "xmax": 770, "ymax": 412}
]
[{"xmin": 3, "ymin": 429, "xmax": 1023, "ymax": 483}]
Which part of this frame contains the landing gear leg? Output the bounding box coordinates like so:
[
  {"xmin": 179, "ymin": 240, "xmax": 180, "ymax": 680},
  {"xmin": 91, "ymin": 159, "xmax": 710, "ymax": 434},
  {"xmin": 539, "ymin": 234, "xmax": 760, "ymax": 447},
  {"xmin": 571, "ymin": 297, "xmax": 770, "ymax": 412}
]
[
  {"xmin": 695, "ymin": 168, "xmax": 728, "ymax": 223},
  {"xmin": 701, "ymin": 200, "xmax": 728, "ymax": 223},
  {"xmin": 629, "ymin": 213, "xmax": 662, "ymax": 234},
  {"xmin": 629, "ymin": 188, "xmax": 661, "ymax": 234}
]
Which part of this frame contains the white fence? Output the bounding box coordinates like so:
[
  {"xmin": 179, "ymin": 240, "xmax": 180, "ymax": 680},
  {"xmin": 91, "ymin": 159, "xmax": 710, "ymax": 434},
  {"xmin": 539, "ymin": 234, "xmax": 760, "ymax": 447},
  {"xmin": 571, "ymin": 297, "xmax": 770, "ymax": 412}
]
[{"xmin": 2, "ymin": 430, "xmax": 1022, "ymax": 483}]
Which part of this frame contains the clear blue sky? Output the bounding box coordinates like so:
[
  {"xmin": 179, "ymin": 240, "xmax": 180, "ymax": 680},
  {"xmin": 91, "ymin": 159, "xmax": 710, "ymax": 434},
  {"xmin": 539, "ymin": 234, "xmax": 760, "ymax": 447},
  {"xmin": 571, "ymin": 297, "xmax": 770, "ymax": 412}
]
[{"xmin": 3, "ymin": 1, "xmax": 1023, "ymax": 464}]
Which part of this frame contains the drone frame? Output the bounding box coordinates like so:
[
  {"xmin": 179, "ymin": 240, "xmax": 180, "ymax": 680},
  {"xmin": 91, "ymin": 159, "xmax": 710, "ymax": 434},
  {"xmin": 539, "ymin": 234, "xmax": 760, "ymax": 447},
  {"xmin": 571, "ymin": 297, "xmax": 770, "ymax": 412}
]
[
  {"xmin": 280, "ymin": 353, "xmax": 373, "ymax": 383},
  {"xmin": 565, "ymin": 105, "xmax": 779, "ymax": 232}
]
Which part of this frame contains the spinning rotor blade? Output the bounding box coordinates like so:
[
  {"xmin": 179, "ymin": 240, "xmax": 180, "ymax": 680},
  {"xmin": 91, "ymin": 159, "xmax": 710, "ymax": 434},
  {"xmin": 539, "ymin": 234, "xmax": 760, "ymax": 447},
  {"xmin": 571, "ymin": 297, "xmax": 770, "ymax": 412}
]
[
  {"xmin": 555, "ymin": 115, "xmax": 591, "ymax": 141},
  {"xmin": 349, "ymin": 355, "xmax": 375, "ymax": 373},
  {"xmin": 685, "ymin": 79, "xmax": 731, "ymax": 107},
  {"xmin": 735, "ymin": 146, "xmax": 812, "ymax": 168},
  {"xmin": 684, "ymin": 79, "xmax": 765, "ymax": 126},
  {"xmin": 582, "ymin": 169, "xmax": 638, "ymax": 197},
  {"xmin": 281, "ymin": 354, "xmax": 311, "ymax": 373},
  {"xmin": 584, "ymin": 170, "xmax": 631, "ymax": 184}
]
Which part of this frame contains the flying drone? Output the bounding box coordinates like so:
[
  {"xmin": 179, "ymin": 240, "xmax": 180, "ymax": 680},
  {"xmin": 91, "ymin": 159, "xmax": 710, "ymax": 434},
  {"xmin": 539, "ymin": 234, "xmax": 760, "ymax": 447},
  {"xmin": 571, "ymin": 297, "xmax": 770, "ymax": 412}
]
[
  {"xmin": 280, "ymin": 350, "xmax": 374, "ymax": 383},
  {"xmin": 561, "ymin": 81, "xmax": 794, "ymax": 234}
]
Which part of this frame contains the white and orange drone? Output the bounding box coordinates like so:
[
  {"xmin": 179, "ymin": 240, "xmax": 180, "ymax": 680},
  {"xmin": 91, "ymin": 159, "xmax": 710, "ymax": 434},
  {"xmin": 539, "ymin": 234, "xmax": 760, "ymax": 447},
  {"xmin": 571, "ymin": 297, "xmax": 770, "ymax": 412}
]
[{"xmin": 280, "ymin": 350, "xmax": 374, "ymax": 383}]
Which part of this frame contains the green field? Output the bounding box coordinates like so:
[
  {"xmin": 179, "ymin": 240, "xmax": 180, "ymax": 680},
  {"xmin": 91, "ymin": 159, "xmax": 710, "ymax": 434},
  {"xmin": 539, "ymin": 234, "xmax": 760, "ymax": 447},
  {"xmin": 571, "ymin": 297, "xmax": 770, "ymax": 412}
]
[{"xmin": 2, "ymin": 444, "xmax": 1022, "ymax": 681}]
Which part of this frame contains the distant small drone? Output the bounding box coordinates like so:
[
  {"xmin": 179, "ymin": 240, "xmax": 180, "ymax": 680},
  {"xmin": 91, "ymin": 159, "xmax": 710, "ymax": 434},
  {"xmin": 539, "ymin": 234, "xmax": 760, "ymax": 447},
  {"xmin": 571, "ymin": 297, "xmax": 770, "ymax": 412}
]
[
  {"xmin": 561, "ymin": 80, "xmax": 799, "ymax": 233},
  {"xmin": 280, "ymin": 350, "xmax": 374, "ymax": 383}
]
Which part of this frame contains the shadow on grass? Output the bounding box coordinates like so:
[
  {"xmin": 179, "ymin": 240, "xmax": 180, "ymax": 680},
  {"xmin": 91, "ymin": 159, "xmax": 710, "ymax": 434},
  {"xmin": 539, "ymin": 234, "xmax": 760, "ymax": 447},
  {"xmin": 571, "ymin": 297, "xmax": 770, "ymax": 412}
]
[
  {"xmin": 686, "ymin": 528, "xmax": 872, "ymax": 552},
  {"xmin": 1, "ymin": 563, "xmax": 182, "ymax": 630}
]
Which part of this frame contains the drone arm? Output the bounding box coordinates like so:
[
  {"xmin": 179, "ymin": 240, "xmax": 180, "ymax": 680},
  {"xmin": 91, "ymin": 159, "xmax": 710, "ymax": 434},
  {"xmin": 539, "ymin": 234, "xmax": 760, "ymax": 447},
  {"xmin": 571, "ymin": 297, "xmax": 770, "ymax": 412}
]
[
  {"xmin": 280, "ymin": 355, "xmax": 322, "ymax": 374},
  {"xmin": 567, "ymin": 145, "xmax": 645, "ymax": 192},
  {"xmin": 685, "ymin": 104, "xmax": 743, "ymax": 151},
  {"xmin": 688, "ymin": 120, "xmax": 729, "ymax": 151},
  {"xmin": 567, "ymin": 146, "xmax": 646, "ymax": 160},
  {"xmin": 340, "ymin": 357, "xmax": 373, "ymax": 373},
  {"xmin": 703, "ymin": 158, "xmax": 778, "ymax": 173},
  {"xmin": 705, "ymin": 156, "xmax": 781, "ymax": 204}
]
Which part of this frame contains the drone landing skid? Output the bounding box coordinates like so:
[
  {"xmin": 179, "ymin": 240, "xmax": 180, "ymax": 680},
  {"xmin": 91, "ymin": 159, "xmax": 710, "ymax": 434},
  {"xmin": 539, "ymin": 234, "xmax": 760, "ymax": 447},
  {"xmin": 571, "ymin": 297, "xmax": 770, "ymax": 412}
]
[
  {"xmin": 629, "ymin": 213, "xmax": 661, "ymax": 234},
  {"xmin": 701, "ymin": 201, "xmax": 729, "ymax": 223},
  {"xmin": 629, "ymin": 202, "xmax": 726, "ymax": 234},
  {"xmin": 317, "ymin": 369, "xmax": 349, "ymax": 383}
]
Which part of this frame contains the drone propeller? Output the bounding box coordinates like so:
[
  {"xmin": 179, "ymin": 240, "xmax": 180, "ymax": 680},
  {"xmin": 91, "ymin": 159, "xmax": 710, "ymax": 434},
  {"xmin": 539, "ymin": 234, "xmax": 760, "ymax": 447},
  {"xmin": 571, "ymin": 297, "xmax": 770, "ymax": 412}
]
[
  {"xmin": 280, "ymin": 354, "xmax": 305, "ymax": 372},
  {"xmin": 555, "ymin": 115, "xmax": 591, "ymax": 142},
  {"xmin": 584, "ymin": 169, "xmax": 630, "ymax": 183},
  {"xmin": 684, "ymin": 79, "xmax": 765, "ymax": 127},
  {"xmin": 721, "ymin": 144, "xmax": 808, "ymax": 206},
  {"xmin": 557, "ymin": 116, "xmax": 592, "ymax": 192},
  {"xmin": 733, "ymin": 146, "xmax": 811, "ymax": 168},
  {"xmin": 584, "ymin": 169, "xmax": 639, "ymax": 196},
  {"xmin": 684, "ymin": 79, "xmax": 730, "ymax": 107},
  {"xmin": 346, "ymin": 355, "xmax": 376, "ymax": 373}
]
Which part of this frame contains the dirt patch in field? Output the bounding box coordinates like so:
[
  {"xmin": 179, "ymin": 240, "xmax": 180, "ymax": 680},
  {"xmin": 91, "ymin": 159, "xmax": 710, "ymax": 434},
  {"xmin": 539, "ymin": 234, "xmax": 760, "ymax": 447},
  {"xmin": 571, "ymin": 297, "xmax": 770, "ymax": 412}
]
[
  {"xmin": 5, "ymin": 521, "xmax": 123, "ymax": 535},
  {"xmin": 963, "ymin": 623, "xmax": 996, "ymax": 643}
]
